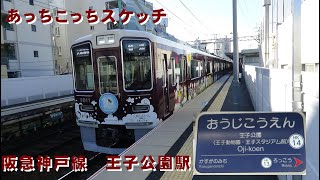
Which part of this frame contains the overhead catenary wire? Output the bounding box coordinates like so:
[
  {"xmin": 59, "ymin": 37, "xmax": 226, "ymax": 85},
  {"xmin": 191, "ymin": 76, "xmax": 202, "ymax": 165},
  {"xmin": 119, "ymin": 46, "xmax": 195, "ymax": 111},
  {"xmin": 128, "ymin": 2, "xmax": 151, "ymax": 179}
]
[
  {"xmin": 167, "ymin": 17, "xmax": 198, "ymax": 39},
  {"xmin": 176, "ymin": 0, "xmax": 210, "ymax": 32},
  {"xmin": 154, "ymin": 0, "xmax": 208, "ymax": 40},
  {"xmin": 154, "ymin": 0, "xmax": 194, "ymax": 28},
  {"xmin": 238, "ymin": 0, "xmax": 253, "ymax": 29}
]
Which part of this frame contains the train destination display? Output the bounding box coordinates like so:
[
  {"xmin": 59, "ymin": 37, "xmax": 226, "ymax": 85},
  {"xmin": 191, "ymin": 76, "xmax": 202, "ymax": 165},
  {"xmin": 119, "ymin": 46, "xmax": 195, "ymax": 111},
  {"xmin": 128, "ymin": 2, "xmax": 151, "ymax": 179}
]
[
  {"xmin": 124, "ymin": 41, "xmax": 149, "ymax": 54},
  {"xmin": 194, "ymin": 112, "xmax": 306, "ymax": 175}
]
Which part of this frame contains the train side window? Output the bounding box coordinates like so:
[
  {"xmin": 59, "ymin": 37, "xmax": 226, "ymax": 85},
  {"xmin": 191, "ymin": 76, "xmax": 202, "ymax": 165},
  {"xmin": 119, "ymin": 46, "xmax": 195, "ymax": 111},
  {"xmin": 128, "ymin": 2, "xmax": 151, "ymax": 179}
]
[
  {"xmin": 198, "ymin": 61, "xmax": 201, "ymax": 77},
  {"xmin": 171, "ymin": 57, "xmax": 176, "ymax": 85},
  {"xmin": 175, "ymin": 57, "xmax": 181, "ymax": 83},
  {"xmin": 191, "ymin": 60, "xmax": 200, "ymax": 79},
  {"xmin": 181, "ymin": 57, "xmax": 186, "ymax": 82},
  {"xmin": 200, "ymin": 61, "xmax": 204, "ymax": 76}
]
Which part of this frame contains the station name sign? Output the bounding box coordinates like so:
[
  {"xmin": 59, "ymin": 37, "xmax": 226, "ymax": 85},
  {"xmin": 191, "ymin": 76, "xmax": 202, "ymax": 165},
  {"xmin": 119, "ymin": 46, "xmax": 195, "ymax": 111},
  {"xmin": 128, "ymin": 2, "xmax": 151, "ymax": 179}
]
[{"xmin": 193, "ymin": 112, "xmax": 306, "ymax": 175}]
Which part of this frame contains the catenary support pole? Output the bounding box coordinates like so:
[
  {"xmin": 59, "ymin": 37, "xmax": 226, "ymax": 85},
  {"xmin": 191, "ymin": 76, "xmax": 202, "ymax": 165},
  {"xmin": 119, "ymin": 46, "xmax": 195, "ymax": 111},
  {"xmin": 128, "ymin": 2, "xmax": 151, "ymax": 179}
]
[
  {"xmin": 232, "ymin": 0, "xmax": 239, "ymax": 83},
  {"xmin": 292, "ymin": 0, "xmax": 303, "ymax": 179}
]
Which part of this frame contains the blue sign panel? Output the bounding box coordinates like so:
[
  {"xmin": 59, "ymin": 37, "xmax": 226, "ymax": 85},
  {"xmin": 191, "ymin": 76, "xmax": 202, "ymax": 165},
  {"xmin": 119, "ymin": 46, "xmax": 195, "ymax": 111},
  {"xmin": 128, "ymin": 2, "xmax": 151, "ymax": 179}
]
[{"xmin": 194, "ymin": 112, "xmax": 306, "ymax": 175}]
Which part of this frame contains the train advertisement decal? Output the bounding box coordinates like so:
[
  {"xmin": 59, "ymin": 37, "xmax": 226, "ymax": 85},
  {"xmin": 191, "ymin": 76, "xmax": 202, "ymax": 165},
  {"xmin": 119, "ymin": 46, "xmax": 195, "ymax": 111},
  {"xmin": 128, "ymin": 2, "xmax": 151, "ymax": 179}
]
[
  {"xmin": 122, "ymin": 98, "xmax": 159, "ymax": 125},
  {"xmin": 71, "ymin": 30, "xmax": 232, "ymax": 154},
  {"xmin": 99, "ymin": 93, "xmax": 119, "ymax": 115}
]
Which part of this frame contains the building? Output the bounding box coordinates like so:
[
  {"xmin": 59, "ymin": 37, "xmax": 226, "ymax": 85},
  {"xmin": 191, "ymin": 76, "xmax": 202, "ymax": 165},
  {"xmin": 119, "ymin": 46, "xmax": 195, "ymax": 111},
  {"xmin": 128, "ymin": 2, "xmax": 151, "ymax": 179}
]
[
  {"xmin": 260, "ymin": 0, "xmax": 319, "ymax": 72},
  {"xmin": 51, "ymin": 0, "xmax": 167, "ymax": 74},
  {"xmin": 1, "ymin": 0, "xmax": 55, "ymax": 78},
  {"xmin": 257, "ymin": 1, "xmax": 319, "ymax": 180},
  {"xmin": 195, "ymin": 36, "xmax": 232, "ymax": 58}
]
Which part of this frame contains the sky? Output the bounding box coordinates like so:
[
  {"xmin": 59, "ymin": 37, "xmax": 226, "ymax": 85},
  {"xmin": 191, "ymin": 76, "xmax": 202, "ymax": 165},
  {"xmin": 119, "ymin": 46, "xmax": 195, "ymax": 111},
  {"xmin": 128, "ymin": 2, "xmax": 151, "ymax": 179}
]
[{"xmin": 148, "ymin": 0, "xmax": 263, "ymax": 50}]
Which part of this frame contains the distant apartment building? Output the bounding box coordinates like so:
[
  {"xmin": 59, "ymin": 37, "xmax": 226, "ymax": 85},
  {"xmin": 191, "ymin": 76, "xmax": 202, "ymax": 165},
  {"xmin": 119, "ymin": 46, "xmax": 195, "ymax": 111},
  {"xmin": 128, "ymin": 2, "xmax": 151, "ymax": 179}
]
[
  {"xmin": 50, "ymin": 0, "xmax": 168, "ymax": 75},
  {"xmin": 209, "ymin": 37, "xmax": 232, "ymax": 58},
  {"xmin": 1, "ymin": 0, "xmax": 55, "ymax": 78},
  {"xmin": 194, "ymin": 37, "xmax": 231, "ymax": 59}
]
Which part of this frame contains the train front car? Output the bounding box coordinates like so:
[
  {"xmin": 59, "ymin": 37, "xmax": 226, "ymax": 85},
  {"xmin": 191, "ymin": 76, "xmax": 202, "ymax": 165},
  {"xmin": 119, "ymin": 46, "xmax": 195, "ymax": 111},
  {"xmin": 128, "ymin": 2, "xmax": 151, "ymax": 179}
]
[{"xmin": 71, "ymin": 30, "xmax": 161, "ymax": 154}]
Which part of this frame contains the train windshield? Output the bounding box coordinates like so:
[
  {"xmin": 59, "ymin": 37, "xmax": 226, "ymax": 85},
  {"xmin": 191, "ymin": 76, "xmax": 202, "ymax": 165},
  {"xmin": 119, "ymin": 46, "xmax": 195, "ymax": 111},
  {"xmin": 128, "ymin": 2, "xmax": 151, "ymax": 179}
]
[
  {"xmin": 122, "ymin": 40, "xmax": 152, "ymax": 91},
  {"xmin": 72, "ymin": 43, "xmax": 94, "ymax": 91}
]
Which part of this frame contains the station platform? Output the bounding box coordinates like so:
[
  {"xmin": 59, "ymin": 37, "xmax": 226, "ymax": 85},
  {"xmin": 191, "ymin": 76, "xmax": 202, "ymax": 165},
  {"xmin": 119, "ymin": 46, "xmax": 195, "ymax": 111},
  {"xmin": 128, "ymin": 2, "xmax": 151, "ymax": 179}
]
[
  {"xmin": 88, "ymin": 74, "xmax": 278, "ymax": 180},
  {"xmin": 1, "ymin": 95, "xmax": 74, "ymax": 122}
]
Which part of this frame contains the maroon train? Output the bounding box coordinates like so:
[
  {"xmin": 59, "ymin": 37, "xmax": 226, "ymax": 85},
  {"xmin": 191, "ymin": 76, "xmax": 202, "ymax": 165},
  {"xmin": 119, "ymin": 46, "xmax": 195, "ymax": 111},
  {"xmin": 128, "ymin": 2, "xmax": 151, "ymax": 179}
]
[{"xmin": 71, "ymin": 29, "xmax": 232, "ymax": 154}]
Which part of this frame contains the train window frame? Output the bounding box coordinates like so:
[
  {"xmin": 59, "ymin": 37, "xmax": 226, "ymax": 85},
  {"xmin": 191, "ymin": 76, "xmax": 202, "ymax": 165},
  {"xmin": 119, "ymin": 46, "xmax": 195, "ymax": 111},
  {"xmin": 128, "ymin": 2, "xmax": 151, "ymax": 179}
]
[
  {"xmin": 208, "ymin": 61, "xmax": 213, "ymax": 75},
  {"xmin": 171, "ymin": 57, "xmax": 176, "ymax": 86},
  {"xmin": 71, "ymin": 42, "xmax": 95, "ymax": 93},
  {"xmin": 120, "ymin": 38, "xmax": 153, "ymax": 92},
  {"xmin": 200, "ymin": 61, "xmax": 204, "ymax": 77},
  {"xmin": 205, "ymin": 59, "xmax": 208, "ymax": 75},
  {"xmin": 182, "ymin": 56, "xmax": 187, "ymax": 82},
  {"xmin": 177, "ymin": 56, "xmax": 186, "ymax": 83},
  {"xmin": 97, "ymin": 56, "xmax": 119, "ymax": 95},
  {"xmin": 191, "ymin": 59, "xmax": 200, "ymax": 80}
]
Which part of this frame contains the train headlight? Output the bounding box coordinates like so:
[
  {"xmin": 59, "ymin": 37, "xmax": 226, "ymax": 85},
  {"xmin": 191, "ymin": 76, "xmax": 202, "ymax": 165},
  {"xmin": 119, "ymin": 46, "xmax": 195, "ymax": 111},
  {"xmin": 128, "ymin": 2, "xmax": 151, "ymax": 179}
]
[{"xmin": 97, "ymin": 35, "xmax": 115, "ymax": 45}]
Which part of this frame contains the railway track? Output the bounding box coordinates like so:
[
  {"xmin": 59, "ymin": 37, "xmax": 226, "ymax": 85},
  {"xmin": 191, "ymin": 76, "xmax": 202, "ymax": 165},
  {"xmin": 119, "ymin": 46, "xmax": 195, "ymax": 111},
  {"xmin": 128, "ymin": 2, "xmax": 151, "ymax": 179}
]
[
  {"xmin": 58, "ymin": 153, "xmax": 107, "ymax": 180},
  {"xmin": 1, "ymin": 129, "xmax": 83, "ymax": 180},
  {"xmin": 1, "ymin": 118, "xmax": 123, "ymax": 180}
]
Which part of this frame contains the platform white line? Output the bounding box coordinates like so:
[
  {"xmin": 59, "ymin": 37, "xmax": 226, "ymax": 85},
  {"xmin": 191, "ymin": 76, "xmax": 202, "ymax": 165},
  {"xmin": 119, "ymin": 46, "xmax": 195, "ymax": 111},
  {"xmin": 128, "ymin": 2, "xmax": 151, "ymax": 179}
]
[{"xmin": 201, "ymin": 154, "xmax": 302, "ymax": 156}]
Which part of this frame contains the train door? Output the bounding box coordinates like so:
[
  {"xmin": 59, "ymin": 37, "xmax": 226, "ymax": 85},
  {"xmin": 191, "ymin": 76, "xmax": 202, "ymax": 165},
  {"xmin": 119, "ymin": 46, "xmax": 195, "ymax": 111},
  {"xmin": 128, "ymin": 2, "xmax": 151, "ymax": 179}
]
[
  {"xmin": 181, "ymin": 56, "xmax": 187, "ymax": 104},
  {"xmin": 162, "ymin": 54, "xmax": 170, "ymax": 116},
  {"xmin": 183, "ymin": 56, "xmax": 190, "ymax": 101},
  {"xmin": 213, "ymin": 60, "xmax": 217, "ymax": 82},
  {"xmin": 169, "ymin": 57, "xmax": 176, "ymax": 112}
]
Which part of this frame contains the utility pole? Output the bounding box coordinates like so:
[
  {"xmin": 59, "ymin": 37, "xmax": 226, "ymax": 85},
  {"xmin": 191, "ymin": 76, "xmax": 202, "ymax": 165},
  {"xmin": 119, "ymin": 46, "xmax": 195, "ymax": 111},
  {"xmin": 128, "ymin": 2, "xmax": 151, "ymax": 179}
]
[
  {"xmin": 232, "ymin": 0, "xmax": 239, "ymax": 83},
  {"xmin": 291, "ymin": 0, "xmax": 303, "ymax": 112},
  {"xmin": 275, "ymin": 0, "xmax": 279, "ymax": 68},
  {"xmin": 292, "ymin": 1, "xmax": 303, "ymax": 115},
  {"xmin": 263, "ymin": 0, "xmax": 271, "ymax": 68},
  {"xmin": 292, "ymin": 1, "xmax": 303, "ymax": 179},
  {"xmin": 118, "ymin": 0, "xmax": 123, "ymax": 29}
]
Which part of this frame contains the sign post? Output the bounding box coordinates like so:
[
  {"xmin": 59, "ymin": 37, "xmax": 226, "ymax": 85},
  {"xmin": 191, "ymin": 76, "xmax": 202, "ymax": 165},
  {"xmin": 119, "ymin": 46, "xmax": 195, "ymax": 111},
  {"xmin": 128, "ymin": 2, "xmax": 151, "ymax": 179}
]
[{"xmin": 193, "ymin": 112, "xmax": 306, "ymax": 175}]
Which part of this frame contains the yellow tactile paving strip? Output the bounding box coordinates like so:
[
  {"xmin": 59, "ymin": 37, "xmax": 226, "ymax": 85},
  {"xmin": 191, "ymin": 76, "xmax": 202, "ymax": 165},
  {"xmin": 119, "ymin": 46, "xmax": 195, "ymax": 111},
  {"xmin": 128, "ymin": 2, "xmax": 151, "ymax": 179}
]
[
  {"xmin": 160, "ymin": 76, "xmax": 234, "ymax": 180},
  {"xmin": 160, "ymin": 133, "xmax": 194, "ymax": 180},
  {"xmin": 207, "ymin": 76, "xmax": 234, "ymax": 112}
]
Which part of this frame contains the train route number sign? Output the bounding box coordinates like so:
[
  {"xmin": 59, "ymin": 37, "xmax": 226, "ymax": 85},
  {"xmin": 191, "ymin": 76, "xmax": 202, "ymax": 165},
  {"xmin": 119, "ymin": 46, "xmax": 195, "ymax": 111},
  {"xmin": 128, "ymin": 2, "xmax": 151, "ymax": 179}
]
[{"xmin": 193, "ymin": 112, "xmax": 306, "ymax": 175}]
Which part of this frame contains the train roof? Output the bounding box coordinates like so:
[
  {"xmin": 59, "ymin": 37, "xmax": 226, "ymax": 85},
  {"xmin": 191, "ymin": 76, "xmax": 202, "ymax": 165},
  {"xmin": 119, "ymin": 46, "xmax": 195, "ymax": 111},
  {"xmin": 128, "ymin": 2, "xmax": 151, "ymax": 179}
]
[{"xmin": 74, "ymin": 29, "xmax": 233, "ymax": 63}]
